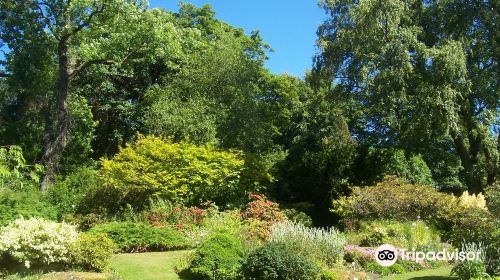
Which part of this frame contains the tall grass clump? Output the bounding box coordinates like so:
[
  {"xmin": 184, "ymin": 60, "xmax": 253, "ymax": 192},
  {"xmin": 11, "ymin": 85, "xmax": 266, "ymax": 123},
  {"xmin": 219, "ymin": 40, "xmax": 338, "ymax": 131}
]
[{"xmin": 269, "ymin": 222, "xmax": 346, "ymax": 267}]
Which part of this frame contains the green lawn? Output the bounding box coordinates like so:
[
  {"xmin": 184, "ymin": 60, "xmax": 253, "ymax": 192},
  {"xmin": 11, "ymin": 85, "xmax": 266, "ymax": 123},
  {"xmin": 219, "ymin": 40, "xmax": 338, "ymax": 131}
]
[
  {"xmin": 109, "ymin": 251, "xmax": 190, "ymax": 280},
  {"xmin": 109, "ymin": 252, "xmax": 456, "ymax": 280},
  {"xmin": 383, "ymin": 266, "xmax": 456, "ymax": 280}
]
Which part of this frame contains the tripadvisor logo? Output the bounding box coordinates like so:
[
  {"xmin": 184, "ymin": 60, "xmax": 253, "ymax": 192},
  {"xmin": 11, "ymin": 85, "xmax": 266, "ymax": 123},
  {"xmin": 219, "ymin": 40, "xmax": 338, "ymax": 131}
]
[
  {"xmin": 375, "ymin": 244, "xmax": 482, "ymax": 267},
  {"xmin": 375, "ymin": 244, "xmax": 398, "ymax": 267}
]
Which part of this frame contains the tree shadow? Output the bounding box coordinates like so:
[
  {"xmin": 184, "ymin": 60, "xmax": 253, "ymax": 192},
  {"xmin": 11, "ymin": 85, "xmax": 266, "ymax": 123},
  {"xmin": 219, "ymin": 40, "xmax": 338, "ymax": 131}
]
[{"xmin": 177, "ymin": 269, "xmax": 197, "ymax": 280}]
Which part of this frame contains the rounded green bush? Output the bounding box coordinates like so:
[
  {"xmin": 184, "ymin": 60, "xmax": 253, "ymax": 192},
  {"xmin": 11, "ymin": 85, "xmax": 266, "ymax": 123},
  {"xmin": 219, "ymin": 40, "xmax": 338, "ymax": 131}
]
[
  {"xmin": 451, "ymin": 260, "xmax": 489, "ymax": 280},
  {"xmin": 71, "ymin": 232, "xmax": 116, "ymax": 271},
  {"xmin": 242, "ymin": 242, "xmax": 320, "ymax": 280},
  {"xmin": 189, "ymin": 233, "xmax": 244, "ymax": 280},
  {"xmin": 89, "ymin": 222, "xmax": 190, "ymax": 252}
]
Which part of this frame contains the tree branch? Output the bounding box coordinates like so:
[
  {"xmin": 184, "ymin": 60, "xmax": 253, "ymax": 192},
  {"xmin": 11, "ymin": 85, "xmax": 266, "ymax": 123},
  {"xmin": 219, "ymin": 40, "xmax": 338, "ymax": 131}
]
[
  {"xmin": 0, "ymin": 71, "xmax": 11, "ymax": 78},
  {"xmin": 65, "ymin": 1, "xmax": 106, "ymax": 39},
  {"xmin": 71, "ymin": 59, "xmax": 116, "ymax": 76},
  {"xmin": 71, "ymin": 50, "xmax": 138, "ymax": 77}
]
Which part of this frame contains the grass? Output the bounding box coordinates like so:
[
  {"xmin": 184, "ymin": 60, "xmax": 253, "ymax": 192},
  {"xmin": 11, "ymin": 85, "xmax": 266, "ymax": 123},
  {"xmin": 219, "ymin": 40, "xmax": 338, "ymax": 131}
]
[
  {"xmin": 109, "ymin": 251, "xmax": 191, "ymax": 280},
  {"xmin": 383, "ymin": 266, "xmax": 456, "ymax": 280}
]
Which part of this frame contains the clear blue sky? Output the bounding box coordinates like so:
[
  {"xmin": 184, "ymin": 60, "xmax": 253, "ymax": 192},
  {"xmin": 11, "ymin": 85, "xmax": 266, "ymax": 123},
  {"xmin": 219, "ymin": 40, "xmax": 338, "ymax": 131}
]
[{"xmin": 150, "ymin": 1, "xmax": 327, "ymax": 77}]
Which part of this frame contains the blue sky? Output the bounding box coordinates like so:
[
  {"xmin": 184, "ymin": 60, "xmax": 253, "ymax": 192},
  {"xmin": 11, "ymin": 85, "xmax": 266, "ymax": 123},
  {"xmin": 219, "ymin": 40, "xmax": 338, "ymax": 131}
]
[{"xmin": 150, "ymin": 1, "xmax": 327, "ymax": 77}]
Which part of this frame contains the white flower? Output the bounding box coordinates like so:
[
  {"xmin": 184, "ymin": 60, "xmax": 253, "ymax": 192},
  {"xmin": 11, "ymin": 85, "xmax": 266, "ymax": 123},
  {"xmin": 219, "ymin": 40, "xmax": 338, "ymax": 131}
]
[{"xmin": 0, "ymin": 218, "xmax": 78, "ymax": 267}]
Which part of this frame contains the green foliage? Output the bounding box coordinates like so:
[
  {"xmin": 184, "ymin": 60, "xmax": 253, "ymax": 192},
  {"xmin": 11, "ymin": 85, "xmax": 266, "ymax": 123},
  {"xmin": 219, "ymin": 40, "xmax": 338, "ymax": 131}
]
[
  {"xmin": 353, "ymin": 148, "xmax": 434, "ymax": 186},
  {"xmin": 242, "ymin": 242, "xmax": 320, "ymax": 280},
  {"xmin": 0, "ymin": 188, "xmax": 58, "ymax": 226},
  {"xmin": 319, "ymin": 269, "xmax": 338, "ymax": 280},
  {"xmin": 89, "ymin": 222, "xmax": 190, "ymax": 253},
  {"xmin": 397, "ymin": 259, "xmax": 425, "ymax": 272},
  {"xmin": 45, "ymin": 167, "xmax": 102, "ymax": 219},
  {"xmin": 0, "ymin": 146, "xmax": 43, "ymax": 189},
  {"xmin": 60, "ymin": 95, "xmax": 98, "ymax": 172},
  {"xmin": 191, "ymin": 210, "xmax": 246, "ymax": 242},
  {"xmin": 315, "ymin": 0, "xmax": 499, "ymax": 194},
  {"xmin": 485, "ymin": 182, "xmax": 500, "ymax": 217},
  {"xmin": 452, "ymin": 243, "xmax": 490, "ymax": 280},
  {"xmin": 145, "ymin": 90, "xmax": 218, "ymax": 146},
  {"xmin": 268, "ymin": 222, "xmax": 346, "ymax": 267},
  {"xmin": 282, "ymin": 208, "xmax": 313, "ymax": 227},
  {"xmin": 365, "ymin": 261, "xmax": 406, "ymax": 276},
  {"xmin": 189, "ymin": 233, "xmax": 244, "ymax": 280},
  {"xmin": 278, "ymin": 94, "xmax": 356, "ymax": 211},
  {"xmin": 333, "ymin": 176, "xmax": 457, "ymax": 224},
  {"xmin": 100, "ymin": 135, "xmax": 245, "ymax": 208},
  {"xmin": 448, "ymin": 208, "xmax": 500, "ymax": 275},
  {"xmin": 346, "ymin": 220, "xmax": 441, "ymax": 251},
  {"xmin": 70, "ymin": 233, "xmax": 116, "ymax": 272},
  {"xmin": 452, "ymin": 260, "xmax": 490, "ymax": 280}
]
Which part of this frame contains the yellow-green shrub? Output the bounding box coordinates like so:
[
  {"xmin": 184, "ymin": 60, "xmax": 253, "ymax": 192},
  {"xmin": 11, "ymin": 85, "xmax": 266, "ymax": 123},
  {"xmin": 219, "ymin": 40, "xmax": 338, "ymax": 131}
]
[
  {"xmin": 100, "ymin": 135, "xmax": 245, "ymax": 208},
  {"xmin": 71, "ymin": 233, "xmax": 116, "ymax": 272},
  {"xmin": 332, "ymin": 176, "xmax": 457, "ymax": 225}
]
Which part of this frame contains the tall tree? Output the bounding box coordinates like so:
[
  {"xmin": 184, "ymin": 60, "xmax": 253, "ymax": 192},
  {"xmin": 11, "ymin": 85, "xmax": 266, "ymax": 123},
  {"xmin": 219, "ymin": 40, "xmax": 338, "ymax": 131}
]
[
  {"xmin": 315, "ymin": 0, "xmax": 499, "ymax": 194},
  {"xmin": 0, "ymin": 0, "xmax": 185, "ymax": 189}
]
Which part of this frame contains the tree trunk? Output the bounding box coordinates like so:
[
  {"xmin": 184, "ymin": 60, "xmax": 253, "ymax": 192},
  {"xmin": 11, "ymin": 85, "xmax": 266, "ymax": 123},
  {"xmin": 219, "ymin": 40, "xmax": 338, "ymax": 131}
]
[{"xmin": 41, "ymin": 39, "xmax": 72, "ymax": 190}]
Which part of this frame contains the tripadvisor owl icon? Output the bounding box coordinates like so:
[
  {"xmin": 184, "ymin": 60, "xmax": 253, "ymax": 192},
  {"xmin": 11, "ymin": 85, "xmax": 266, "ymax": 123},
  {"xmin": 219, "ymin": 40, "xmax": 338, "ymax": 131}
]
[{"xmin": 375, "ymin": 244, "xmax": 398, "ymax": 267}]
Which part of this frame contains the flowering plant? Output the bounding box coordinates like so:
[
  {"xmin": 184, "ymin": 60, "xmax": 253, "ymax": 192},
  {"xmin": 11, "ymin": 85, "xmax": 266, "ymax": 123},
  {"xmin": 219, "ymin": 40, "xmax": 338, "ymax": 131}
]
[
  {"xmin": 0, "ymin": 218, "xmax": 78, "ymax": 268},
  {"xmin": 241, "ymin": 194, "xmax": 286, "ymax": 240}
]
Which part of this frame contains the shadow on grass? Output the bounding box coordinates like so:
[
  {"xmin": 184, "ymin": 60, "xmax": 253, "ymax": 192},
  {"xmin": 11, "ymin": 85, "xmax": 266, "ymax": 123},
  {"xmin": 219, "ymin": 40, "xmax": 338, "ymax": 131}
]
[{"xmin": 177, "ymin": 269, "xmax": 196, "ymax": 280}]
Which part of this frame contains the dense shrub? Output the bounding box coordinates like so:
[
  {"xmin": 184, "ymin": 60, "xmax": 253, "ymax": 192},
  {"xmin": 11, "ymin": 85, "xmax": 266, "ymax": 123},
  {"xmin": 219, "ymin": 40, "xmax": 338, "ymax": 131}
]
[
  {"xmin": 343, "ymin": 245, "xmax": 373, "ymax": 269},
  {"xmin": 269, "ymin": 222, "xmax": 345, "ymax": 266},
  {"xmin": 242, "ymin": 242, "xmax": 320, "ymax": 280},
  {"xmin": 332, "ymin": 176, "xmax": 457, "ymax": 224},
  {"xmin": 189, "ymin": 210, "xmax": 245, "ymax": 243},
  {"xmin": 189, "ymin": 233, "xmax": 244, "ymax": 280},
  {"xmin": 0, "ymin": 218, "xmax": 78, "ymax": 268},
  {"xmin": 365, "ymin": 261, "xmax": 406, "ymax": 276},
  {"xmin": 449, "ymin": 208, "xmax": 500, "ymax": 275},
  {"xmin": 346, "ymin": 220, "xmax": 441, "ymax": 251},
  {"xmin": 241, "ymin": 194, "xmax": 287, "ymax": 240},
  {"xmin": 89, "ymin": 222, "xmax": 190, "ymax": 252},
  {"xmin": 74, "ymin": 184, "xmax": 123, "ymax": 217},
  {"xmin": 0, "ymin": 188, "xmax": 58, "ymax": 226},
  {"xmin": 70, "ymin": 233, "xmax": 116, "ymax": 272},
  {"xmin": 45, "ymin": 167, "xmax": 102, "ymax": 219},
  {"xmin": 353, "ymin": 148, "xmax": 435, "ymax": 186},
  {"xmin": 452, "ymin": 261, "xmax": 490, "ymax": 280},
  {"xmin": 144, "ymin": 199, "xmax": 212, "ymax": 230},
  {"xmin": 100, "ymin": 135, "xmax": 245, "ymax": 209},
  {"xmin": 62, "ymin": 213, "xmax": 105, "ymax": 231},
  {"xmin": 485, "ymin": 182, "xmax": 500, "ymax": 217},
  {"xmin": 282, "ymin": 208, "xmax": 313, "ymax": 227}
]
